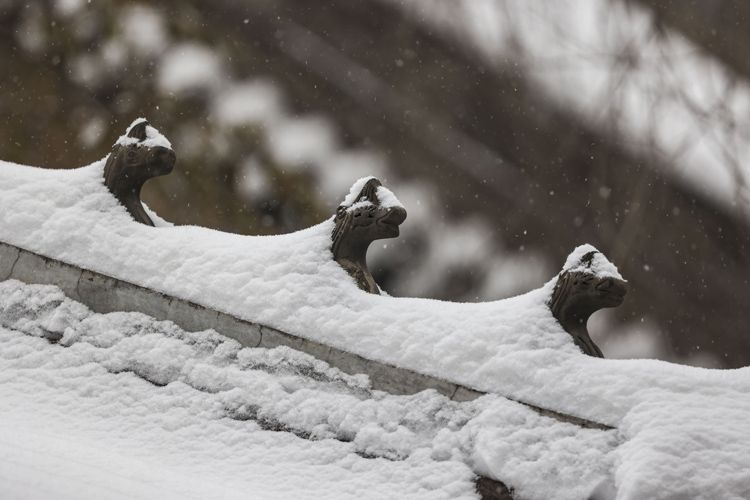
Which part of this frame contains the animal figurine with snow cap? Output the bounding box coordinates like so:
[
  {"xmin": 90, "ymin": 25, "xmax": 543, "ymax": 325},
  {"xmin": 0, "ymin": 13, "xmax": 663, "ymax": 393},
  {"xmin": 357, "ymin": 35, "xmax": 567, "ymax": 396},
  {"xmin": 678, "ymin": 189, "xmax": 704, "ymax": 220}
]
[
  {"xmin": 548, "ymin": 245, "xmax": 628, "ymax": 357},
  {"xmin": 103, "ymin": 118, "xmax": 176, "ymax": 226},
  {"xmin": 331, "ymin": 177, "xmax": 407, "ymax": 294}
]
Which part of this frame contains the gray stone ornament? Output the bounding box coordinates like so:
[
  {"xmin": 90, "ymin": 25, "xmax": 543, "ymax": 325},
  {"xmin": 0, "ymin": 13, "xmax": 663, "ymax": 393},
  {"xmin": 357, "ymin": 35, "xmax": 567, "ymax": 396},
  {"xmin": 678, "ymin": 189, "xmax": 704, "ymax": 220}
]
[
  {"xmin": 103, "ymin": 120, "xmax": 175, "ymax": 226},
  {"xmin": 549, "ymin": 250, "xmax": 627, "ymax": 357},
  {"xmin": 331, "ymin": 178, "xmax": 407, "ymax": 294}
]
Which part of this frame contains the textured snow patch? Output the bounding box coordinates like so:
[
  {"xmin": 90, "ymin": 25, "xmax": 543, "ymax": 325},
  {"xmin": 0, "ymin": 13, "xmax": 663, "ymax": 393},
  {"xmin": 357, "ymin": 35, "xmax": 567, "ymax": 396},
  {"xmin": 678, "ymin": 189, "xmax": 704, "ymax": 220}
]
[
  {"xmin": 614, "ymin": 395, "xmax": 750, "ymax": 500},
  {"xmin": 340, "ymin": 177, "xmax": 403, "ymax": 210},
  {"xmin": 3, "ymin": 156, "xmax": 750, "ymax": 461},
  {"xmin": 341, "ymin": 176, "xmax": 377, "ymax": 206},
  {"xmin": 562, "ymin": 243, "xmax": 623, "ymax": 280},
  {"xmin": 377, "ymin": 185, "xmax": 403, "ymax": 209},
  {"xmin": 115, "ymin": 117, "xmax": 173, "ymax": 149},
  {"xmin": 346, "ymin": 200, "xmax": 375, "ymax": 213},
  {"xmin": 0, "ymin": 280, "xmax": 616, "ymax": 500},
  {"xmin": 5, "ymin": 280, "xmax": 749, "ymax": 498}
]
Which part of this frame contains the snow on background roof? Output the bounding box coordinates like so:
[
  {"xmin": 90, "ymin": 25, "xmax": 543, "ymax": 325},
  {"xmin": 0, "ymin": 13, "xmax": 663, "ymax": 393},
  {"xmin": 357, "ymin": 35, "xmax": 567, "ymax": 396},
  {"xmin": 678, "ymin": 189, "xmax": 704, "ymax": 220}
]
[
  {"xmin": 157, "ymin": 43, "xmax": 223, "ymax": 96},
  {"xmin": 2, "ymin": 147, "xmax": 750, "ymax": 497},
  {"xmin": 115, "ymin": 117, "xmax": 173, "ymax": 150}
]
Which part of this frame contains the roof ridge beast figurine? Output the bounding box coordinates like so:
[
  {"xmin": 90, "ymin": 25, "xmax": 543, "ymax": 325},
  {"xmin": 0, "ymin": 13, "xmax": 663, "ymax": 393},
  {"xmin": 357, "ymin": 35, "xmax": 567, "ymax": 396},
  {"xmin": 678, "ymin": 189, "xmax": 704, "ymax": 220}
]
[
  {"xmin": 549, "ymin": 245, "xmax": 628, "ymax": 357},
  {"xmin": 331, "ymin": 177, "xmax": 407, "ymax": 294},
  {"xmin": 330, "ymin": 179, "xmax": 628, "ymax": 358},
  {"xmin": 103, "ymin": 118, "xmax": 176, "ymax": 226}
]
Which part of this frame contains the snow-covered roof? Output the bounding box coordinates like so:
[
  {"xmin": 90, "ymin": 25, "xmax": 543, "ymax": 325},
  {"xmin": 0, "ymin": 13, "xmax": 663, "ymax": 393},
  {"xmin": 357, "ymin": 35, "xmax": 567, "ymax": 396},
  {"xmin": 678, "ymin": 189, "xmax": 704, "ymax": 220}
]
[
  {"xmin": 1, "ymin": 137, "xmax": 750, "ymax": 498},
  {"xmin": 0, "ymin": 158, "xmax": 589, "ymax": 416},
  {"xmin": 0, "ymin": 279, "xmax": 613, "ymax": 499}
]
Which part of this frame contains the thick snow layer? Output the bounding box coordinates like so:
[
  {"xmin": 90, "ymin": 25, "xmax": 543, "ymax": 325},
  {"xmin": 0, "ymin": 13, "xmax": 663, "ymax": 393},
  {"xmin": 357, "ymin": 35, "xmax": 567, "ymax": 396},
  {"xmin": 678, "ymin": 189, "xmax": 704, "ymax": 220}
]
[
  {"xmin": 346, "ymin": 200, "xmax": 375, "ymax": 213},
  {"xmin": 1, "ymin": 157, "xmax": 749, "ymax": 439},
  {"xmin": 0, "ymin": 280, "xmax": 615, "ymax": 500},
  {"xmin": 4, "ymin": 280, "xmax": 750, "ymax": 499},
  {"xmin": 614, "ymin": 395, "xmax": 750, "ymax": 500},
  {"xmin": 340, "ymin": 176, "xmax": 403, "ymax": 211},
  {"xmin": 562, "ymin": 243, "xmax": 623, "ymax": 280},
  {"xmin": 341, "ymin": 176, "xmax": 377, "ymax": 206},
  {"xmin": 115, "ymin": 118, "xmax": 173, "ymax": 150},
  {"xmin": 376, "ymin": 185, "xmax": 403, "ymax": 209}
]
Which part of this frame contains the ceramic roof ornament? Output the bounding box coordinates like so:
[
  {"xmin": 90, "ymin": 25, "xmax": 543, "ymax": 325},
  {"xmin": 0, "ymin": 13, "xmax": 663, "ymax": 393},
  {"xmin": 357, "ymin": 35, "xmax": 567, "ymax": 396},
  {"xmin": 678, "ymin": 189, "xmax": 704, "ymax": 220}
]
[
  {"xmin": 331, "ymin": 177, "xmax": 407, "ymax": 294},
  {"xmin": 103, "ymin": 118, "xmax": 175, "ymax": 226},
  {"xmin": 549, "ymin": 245, "xmax": 627, "ymax": 357}
]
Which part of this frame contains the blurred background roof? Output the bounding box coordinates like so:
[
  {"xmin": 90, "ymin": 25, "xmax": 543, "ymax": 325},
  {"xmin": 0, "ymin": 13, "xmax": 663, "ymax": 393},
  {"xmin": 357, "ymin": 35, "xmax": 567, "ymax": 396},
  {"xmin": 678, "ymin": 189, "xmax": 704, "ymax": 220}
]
[{"xmin": 1, "ymin": 0, "xmax": 749, "ymax": 367}]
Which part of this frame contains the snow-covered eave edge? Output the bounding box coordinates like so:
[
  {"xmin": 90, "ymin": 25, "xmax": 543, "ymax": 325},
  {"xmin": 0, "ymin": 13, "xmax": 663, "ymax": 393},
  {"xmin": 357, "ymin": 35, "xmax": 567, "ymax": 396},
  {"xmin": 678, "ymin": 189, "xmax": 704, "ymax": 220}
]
[{"xmin": 0, "ymin": 239, "xmax": 612, "ymax": 431}]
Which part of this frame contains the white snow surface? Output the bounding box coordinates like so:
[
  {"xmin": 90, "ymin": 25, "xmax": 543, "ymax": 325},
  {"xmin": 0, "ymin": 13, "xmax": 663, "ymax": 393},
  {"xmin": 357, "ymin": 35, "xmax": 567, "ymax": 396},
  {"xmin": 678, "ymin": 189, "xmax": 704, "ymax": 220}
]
[
  {"xmin": 0, "ymin": 280, "xmax": 614, "ymax": 500},
  {"xmin": 339, "ymin": 177, "xmax": 403, "ymax": 211},
  {"xmin": 340, "ymin": 176, "xmax": 377, "ymax": 206},
  {"xmin": 2, "ymin": 156, "xmax": 750, "ymax": 497},
  {"xmin": 0, "ymin": 158, "xmax": 747, "ymax": 421},
  {"xmin": 2, "ymin": 280, "xmax": 750, "ymax": 499},
  {"xmin": 562, "ymin": 244, "xmax": 623, "ymax": 280},
  {"xmin": 376, "ymin": 185, "xmax": 403, "ymax": 209},
  {"xmin": 115, "ymin": 117, "xmax": 173, "ymax": 150},
  {"xmin": 345, "ymin": 200, "xmax": 375, "ymax": 213}
]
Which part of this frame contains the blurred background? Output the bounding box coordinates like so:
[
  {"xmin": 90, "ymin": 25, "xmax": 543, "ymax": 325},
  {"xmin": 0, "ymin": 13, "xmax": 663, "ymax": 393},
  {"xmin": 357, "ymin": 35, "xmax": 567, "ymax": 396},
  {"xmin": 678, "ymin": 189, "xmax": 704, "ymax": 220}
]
[{"xmin": 1, "ymin": 0, "xmax": 749, "ymax": 367}]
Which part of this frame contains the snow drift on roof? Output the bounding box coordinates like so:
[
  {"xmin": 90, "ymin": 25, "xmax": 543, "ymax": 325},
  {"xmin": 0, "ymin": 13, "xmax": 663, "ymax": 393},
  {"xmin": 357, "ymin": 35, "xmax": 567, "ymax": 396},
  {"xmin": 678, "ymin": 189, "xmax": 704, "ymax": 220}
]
[
  {"xmin": 2, "ymin": 145, "xmax": 749, "ymax": 444},
  {"xmin": 0, "ymin": 279, "xmax": 614, "ymax": 500}
]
